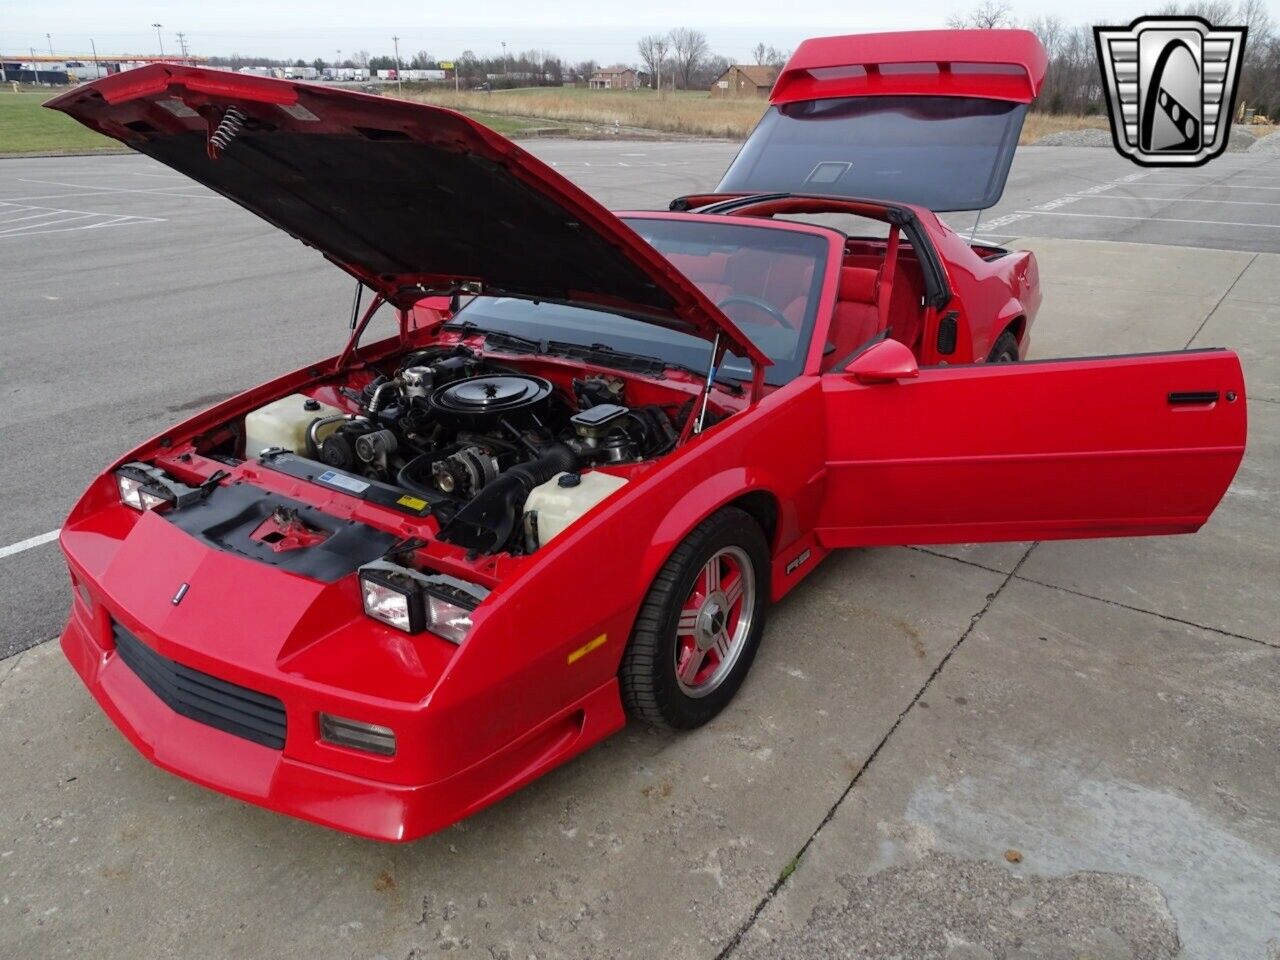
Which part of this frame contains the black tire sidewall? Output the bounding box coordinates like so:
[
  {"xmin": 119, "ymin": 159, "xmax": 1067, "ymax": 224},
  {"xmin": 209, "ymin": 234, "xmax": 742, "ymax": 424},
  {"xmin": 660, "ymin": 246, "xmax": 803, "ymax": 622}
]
[{"xmin": 640, "ymin": 509, "xmax": 770, "ymax": 728}]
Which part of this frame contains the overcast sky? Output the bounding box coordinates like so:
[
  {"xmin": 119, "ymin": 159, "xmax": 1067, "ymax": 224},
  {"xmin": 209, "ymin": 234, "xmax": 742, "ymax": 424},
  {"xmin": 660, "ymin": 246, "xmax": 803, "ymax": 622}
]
[{"xmin": 6, "ymin": 0, "xmax": 1278, "ymax": 63}]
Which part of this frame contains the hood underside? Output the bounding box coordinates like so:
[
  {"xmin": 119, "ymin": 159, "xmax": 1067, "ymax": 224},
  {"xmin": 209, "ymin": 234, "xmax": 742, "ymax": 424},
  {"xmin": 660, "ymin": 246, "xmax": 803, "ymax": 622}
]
[{"xmin": 46, "ymin": 65, "xmax": 767, "ymax": 366}]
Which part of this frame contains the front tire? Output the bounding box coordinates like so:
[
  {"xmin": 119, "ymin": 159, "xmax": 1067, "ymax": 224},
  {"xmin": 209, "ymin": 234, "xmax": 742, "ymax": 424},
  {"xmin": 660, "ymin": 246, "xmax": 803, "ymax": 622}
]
[{"xmin": 620, "ymin": 507, "xmax": 769, "ymax": 730}]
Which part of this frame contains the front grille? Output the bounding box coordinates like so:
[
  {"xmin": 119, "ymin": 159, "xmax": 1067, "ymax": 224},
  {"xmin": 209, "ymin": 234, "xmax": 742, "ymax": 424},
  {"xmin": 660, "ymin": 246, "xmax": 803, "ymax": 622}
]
[{"xmin": 112, "ymin": 622, "xmax": 286, "ymax": 749}]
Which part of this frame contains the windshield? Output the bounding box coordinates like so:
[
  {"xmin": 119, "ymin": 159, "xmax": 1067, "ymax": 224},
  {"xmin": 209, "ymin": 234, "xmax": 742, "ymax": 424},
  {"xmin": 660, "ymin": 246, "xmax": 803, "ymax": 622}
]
[
  {"xmin": 717, "ymin": 96, "xmax": 1027, "ymax": 211},
  {"xmin": 451, "ymin": 218, "xmax": 830, "ymax": 386}
]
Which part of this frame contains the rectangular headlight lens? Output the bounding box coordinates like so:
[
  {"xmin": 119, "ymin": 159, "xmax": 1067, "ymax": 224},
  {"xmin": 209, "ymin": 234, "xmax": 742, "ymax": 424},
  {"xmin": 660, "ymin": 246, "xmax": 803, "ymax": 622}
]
[
  {"xmin": 116, "ymin": 473, "xmax": 147, "ymax": 510},
  {"xmin": 426, "ymin": 594, "xmax": 475, "ymax": 645},
  {"xmin": 319, "ymin": 713, "xmax": 396, "ymax": 756},
  {"xmin": 358, "ymin": 562, "xmax": 487, "ymax": 642},
  {"xmin": 360, "ymin": 577, "xmax": 422, "ymax": 633}
]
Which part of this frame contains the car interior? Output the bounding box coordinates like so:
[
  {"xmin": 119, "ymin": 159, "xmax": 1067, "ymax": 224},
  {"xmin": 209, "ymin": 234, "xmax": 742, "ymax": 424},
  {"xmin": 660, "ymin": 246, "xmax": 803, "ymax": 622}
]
[{"xmin": 666, "ymin": 203, "xmax": 931, "ymax": 371}]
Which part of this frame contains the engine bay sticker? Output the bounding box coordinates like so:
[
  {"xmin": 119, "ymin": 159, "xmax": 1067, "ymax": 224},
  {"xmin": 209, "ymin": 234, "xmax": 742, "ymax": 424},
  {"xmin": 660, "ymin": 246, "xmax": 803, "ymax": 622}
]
[
  {"xmin": 317, "ymin": 470, "xmax": 370, "ymax": 495},
  {"xmin": 396, "ymin": 494, "xmax": 429, "ymax": 511}
]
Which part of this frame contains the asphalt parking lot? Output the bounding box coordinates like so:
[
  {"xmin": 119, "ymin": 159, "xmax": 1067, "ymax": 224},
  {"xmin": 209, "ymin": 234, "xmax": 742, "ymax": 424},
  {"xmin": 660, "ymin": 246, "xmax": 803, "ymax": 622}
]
[{"xmin": 2, "ymin": 142, "xmax": 1278, "ymax": 959}]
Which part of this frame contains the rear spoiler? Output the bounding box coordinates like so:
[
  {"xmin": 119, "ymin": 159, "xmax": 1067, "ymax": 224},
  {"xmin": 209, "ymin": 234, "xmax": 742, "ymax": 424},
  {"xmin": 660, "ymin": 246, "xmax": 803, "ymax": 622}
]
[{"xmin": 770, "ymin": 30, "xmax": 1048, "ymax": 105}]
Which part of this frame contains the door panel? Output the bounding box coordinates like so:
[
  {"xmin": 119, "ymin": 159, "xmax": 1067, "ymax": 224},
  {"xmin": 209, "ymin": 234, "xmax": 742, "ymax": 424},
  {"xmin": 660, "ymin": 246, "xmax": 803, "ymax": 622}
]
[{"xmin": 818, "ymin": 349, "xmax": 1246, "ymax": 546}]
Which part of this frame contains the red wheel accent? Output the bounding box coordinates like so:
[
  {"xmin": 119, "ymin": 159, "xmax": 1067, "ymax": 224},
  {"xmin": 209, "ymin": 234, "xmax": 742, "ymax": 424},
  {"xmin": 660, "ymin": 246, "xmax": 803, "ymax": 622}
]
[{"xmin": 673, "ymin": 546, "xmax": 756, "ymax": 697}]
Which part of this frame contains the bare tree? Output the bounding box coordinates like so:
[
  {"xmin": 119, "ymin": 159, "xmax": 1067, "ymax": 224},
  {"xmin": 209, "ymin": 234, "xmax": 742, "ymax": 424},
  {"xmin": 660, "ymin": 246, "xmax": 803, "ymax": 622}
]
[
  {"xmin": 1026, "ymin": 15, "xmax": 1066, "ymax": 58},
  {"xmin": 638, "ymin": 33, "xmax": 671, "ymax": 91},
  {"xmin": 947, "ymin": 0, "xmax": 1015, "ymax": 29},
  {"xmin": 751, "ymin": 42, "xmax": 790, "ymax": 66},
  {"xmin": 669, "ymin": 27, "xmax": 709, "ymax": 89}
]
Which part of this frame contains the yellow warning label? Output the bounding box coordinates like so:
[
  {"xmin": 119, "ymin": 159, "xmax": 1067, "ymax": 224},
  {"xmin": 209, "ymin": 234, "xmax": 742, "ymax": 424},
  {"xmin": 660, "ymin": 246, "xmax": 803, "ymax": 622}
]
[
  {"xmin": 567, "ymin": 634, "xmax": 608, "ymax": 665},
  {"xmin": 396, "ymin": 495, "xmax": 428, "ymax": 511}
]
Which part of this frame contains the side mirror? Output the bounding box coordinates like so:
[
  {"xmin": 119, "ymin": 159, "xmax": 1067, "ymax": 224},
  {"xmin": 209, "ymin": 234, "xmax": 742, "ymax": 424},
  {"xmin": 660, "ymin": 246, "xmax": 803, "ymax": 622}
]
[{"xmin": 843, "ymin": 338, "xmax": 919, "ymax": 384}]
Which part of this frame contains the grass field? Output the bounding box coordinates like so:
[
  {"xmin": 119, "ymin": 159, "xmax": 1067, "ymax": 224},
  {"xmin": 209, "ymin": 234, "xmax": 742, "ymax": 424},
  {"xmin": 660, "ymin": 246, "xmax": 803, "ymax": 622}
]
[
  {"xmin": 0, "ymin": 89, "xmax": 124, "ymax": 155},
  {"xmin": 402, "ymin": 87, "xmax": 1137, "ymax": 144},
  {"xmin": 404, "ymin": 87, "xmax": 767, "ymax": 138}
]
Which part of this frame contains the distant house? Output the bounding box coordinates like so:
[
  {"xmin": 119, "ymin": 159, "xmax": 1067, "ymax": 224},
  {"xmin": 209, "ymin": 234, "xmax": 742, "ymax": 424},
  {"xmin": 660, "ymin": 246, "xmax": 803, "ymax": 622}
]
[
  {"xmin": 589, "ymin": 66, "xmax": 639, "ymax": 90},
  {"xmin": 710, "ymin": 64, "xmax": 779, "ymax": 99}
]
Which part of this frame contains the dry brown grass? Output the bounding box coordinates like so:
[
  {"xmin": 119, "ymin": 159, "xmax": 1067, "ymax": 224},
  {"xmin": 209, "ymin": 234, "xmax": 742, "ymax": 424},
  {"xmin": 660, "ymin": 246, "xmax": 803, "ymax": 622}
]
[
  {"xmin": 401, "ymin": 88, "xmax": 767, "ymax": 138},
  {"xmin": 1018, "ymin": 112, "xmax": 1110, "ymax": 144},
  {"xmin": 399, "ymin": 89, "xmax": 1139, "ymax": 148}
]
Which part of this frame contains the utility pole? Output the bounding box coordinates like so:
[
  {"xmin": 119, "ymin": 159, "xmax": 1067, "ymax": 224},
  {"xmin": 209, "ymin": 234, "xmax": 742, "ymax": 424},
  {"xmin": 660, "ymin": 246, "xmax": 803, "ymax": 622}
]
[
  {"xmin": 392, "ymin": 36, "xmax": 402, "ymax": 94},
  {"xmin": 177, "ymin": 32, "xmax": 189, "ymax": 60},
  {"xmin": 501, "ymin": 41, "xmax": 508, "ymax": 79},
  {"xmin": 152, "ymin": 23, "xmax": 164, "ymax": 59},
  {"xmin": 30, "ymin": 47, "xmax": 37, "ymax": 85},
  {"xmin": 46, "ymin": 33, "xmax": 54, "ymax": 57},
  {"xmin": 90, "ymin": 37, "xmax": 101, "ymax": 79}
]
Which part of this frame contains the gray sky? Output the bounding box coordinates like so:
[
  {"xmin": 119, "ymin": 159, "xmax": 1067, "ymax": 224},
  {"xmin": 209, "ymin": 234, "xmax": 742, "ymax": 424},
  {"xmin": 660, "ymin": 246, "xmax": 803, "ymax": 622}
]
[{"xmin": 5, "ymin": 0, "xmax": 1278, "ymax": 63}]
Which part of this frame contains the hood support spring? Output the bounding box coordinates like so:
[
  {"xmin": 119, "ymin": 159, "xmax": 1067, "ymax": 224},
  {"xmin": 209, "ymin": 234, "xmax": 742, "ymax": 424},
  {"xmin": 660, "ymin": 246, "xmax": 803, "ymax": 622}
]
[{"xmin": 208, "ymin": 106, "xmax": 247, "ymax": 158}]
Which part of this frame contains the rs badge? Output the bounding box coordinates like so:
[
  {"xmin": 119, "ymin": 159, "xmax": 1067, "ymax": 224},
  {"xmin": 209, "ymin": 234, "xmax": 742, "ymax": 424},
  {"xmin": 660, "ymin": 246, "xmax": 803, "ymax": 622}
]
[{"xmin": 1094, "ymin": 16, "xmax": 1247, "ymax": 167}]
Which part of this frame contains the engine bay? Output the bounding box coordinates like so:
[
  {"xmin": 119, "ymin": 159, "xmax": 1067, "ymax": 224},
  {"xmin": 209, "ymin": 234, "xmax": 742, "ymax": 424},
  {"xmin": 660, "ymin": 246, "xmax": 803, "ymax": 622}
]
[{"xmin": 228, "ymin": 345, "xmax": 692, "ymax": 556}]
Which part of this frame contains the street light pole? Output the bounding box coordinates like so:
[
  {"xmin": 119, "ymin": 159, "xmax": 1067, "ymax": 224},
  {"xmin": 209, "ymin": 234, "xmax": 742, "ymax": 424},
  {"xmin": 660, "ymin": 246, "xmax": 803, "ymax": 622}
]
[
  {"xmin": 90, "ymin": 37, "xmax": 101, "ymax": 79},
  {"xmin": 152, "ymin": 23, "xmax": 164, "ymax": 59},
  {"xmin": 46, "ymin": 33, "xmax": 54, "ymax": 57},
  {"xmin": 501, "ymin": 41, "xmax": 508, "ymax": 80},
  {"xmin": 392, "ymin": 36, "xmax": 402, "ymax": 94}
]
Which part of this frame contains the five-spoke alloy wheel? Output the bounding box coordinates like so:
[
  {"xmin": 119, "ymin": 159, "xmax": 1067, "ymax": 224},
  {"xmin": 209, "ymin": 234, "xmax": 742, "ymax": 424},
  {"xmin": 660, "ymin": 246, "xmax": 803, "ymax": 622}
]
[{"xmin": 621, "ymin": 507, "xmax": 769, "ymax": 729}]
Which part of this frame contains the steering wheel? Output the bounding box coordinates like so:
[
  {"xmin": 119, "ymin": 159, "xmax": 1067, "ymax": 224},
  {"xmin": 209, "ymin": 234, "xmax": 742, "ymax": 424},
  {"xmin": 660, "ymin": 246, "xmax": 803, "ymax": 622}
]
[{"xmin": 715, "ymin": 295, "xmax": 790, "ymax": 329}]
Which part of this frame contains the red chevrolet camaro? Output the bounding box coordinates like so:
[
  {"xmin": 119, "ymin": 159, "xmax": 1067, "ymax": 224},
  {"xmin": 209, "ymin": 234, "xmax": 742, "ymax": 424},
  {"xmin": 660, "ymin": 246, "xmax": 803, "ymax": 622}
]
[{"xmin": 48, "ymin": 31, "xmax": 1246, "ymax": 841}]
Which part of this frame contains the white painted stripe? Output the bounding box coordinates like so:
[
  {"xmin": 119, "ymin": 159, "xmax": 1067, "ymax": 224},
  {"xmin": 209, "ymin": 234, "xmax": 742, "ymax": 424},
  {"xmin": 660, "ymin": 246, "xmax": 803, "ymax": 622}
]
[
  {"xmin": 1014, "ymin": 209, "xmax": 1280, "ymax": 230},
  {"xmin": 1126, "ymin": 181, "xmax": 1280, "ymax": 192},
  {"xmin": 1072, "ymin": 193, "xmax": 1280, "ymax": 207},
  {"xmin": 0, "ymin": 529, "xmax": 60, "ymax": 560}
]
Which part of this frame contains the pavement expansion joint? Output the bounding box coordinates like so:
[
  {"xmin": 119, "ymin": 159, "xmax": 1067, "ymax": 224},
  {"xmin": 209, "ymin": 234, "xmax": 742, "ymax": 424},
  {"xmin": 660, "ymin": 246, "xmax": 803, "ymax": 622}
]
[
  {"xmin": 1184, "ymin": 253, "xmax": 1258, "ymax": 350},
  {"xmin": 910, "ymin": 546, "xmax": 1274, "ymax": 651},
  {"xmin": 713, "ymin": 544, "xmax": 1038, "ymax": 958}
]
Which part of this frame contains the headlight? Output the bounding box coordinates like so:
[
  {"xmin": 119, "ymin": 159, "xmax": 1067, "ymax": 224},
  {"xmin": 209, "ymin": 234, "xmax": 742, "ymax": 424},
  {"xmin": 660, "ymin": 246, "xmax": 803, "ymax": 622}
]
[
  {"xmin": 116, "ymin": 472, "xmax": 152, "ymax": 510},
  {"xmin": 358, "ymin": 560, "xmax": 488, "ymax": 642},
  {"xmin": 115, "ymin": 463, "xmax": 206, "ymax": 512}
]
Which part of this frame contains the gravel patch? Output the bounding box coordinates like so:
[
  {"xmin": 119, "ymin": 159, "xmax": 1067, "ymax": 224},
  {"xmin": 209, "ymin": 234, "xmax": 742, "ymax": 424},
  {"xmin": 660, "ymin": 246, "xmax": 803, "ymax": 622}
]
[
  {"xmin": 1249, "ymin": 131, "xmax": 1280, "ymax": 154},
  {"xmin": 1034, "ymin": 127, "xmax": 1113, "ymax": 147},
  {"xmin": 1227, "ymin": 124, "xmax": 1258, "ymax": 152}
]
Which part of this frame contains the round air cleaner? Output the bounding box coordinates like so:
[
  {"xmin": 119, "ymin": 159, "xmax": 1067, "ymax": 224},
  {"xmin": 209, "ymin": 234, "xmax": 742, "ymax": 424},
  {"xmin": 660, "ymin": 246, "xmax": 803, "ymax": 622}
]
[{"xmin": 429, "ymin": 374, "xmax": 554, "ymax": 427}]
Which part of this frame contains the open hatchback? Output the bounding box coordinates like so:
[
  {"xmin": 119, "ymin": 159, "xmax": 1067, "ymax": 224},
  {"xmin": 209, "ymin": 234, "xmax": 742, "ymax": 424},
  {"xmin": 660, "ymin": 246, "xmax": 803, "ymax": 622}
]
[
  {"xmin": 46, "ymin": 54, "xmax": 1246, "ymax": 843},
  {"xmin": 718, "ymin": 29, "xmax": 1049, "ymax": 211}
]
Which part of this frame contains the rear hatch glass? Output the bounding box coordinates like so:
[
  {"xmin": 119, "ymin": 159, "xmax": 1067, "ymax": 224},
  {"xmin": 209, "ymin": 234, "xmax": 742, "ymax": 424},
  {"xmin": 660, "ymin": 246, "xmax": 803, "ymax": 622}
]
[{"xmin": 716, "ymin": 95, "xmax": 1027, "ymax": 212}]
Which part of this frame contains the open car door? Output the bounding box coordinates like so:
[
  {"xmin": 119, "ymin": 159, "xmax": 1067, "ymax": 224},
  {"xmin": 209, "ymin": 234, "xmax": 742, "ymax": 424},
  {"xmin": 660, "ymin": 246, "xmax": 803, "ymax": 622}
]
[{"xmin": 818, "ymin": 343, "xmax": 1246, "ymax": 546}]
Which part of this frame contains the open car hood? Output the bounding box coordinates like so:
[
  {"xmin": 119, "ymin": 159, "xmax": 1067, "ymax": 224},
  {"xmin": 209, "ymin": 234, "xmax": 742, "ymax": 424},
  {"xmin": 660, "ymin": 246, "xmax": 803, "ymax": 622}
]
[
  {"xmin": 47, "ymin": 65, "xmax": 767, "ymax": 366},
  {"xmin": 717, "ymin": 30, "xmax": 1048, "ymax": 211}
]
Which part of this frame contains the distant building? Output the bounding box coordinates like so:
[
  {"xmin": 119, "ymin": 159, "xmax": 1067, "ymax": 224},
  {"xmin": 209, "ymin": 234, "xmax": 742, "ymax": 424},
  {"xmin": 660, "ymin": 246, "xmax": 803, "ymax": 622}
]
[
  {"xmin": 710, "ymin": 64, "xmax": 779, "ymax": 99},
  {"xmin": 589, "ymin": 66, "xmax": 638, "ymax": 90}
]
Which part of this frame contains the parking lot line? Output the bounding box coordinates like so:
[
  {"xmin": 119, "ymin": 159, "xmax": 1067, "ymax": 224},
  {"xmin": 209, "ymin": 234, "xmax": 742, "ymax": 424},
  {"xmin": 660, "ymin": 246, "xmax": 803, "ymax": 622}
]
[
  {"xmin": 0, "ymin": 529, "xmax": 60, "ymax": 561},
  {"xmin": 1015, "ymin": 209, "xmax": 1280, "ymax": 230},
  {"xmin": 1076, "ymin": 194, "xmax": 1280, "ymax": 207},
  {"xmin": 1120, "ymin": 181, "xmax": 1280, "ymax": 191}
]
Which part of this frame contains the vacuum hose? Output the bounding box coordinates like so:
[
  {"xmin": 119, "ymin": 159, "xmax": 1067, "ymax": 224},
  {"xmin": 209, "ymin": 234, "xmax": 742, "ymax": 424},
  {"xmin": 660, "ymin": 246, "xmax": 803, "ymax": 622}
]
[{"xmin": 438, "ymin": 444, "xmax": 579, "ymax": 554}]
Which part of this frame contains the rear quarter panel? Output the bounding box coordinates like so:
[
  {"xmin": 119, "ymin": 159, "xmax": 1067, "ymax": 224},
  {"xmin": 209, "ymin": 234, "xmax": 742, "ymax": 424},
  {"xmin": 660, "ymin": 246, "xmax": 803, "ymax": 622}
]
[{"xmin": 924, "ymin": 213, "xmax": 1040, "ymax": 363}]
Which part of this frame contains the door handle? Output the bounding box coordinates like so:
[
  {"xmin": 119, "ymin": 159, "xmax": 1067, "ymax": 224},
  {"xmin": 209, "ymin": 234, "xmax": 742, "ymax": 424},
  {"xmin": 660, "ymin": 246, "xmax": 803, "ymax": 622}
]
[{"xmin": 1168, "ymin": 391, "xmax": 1219, "ymax": 405}]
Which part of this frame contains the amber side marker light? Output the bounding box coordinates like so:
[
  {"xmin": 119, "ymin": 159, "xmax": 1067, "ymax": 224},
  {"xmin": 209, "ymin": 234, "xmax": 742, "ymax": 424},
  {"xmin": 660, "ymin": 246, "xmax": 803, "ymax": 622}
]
[{"xmin": 319, "ymin": 714, "xmax": 397, "ymax": 757}]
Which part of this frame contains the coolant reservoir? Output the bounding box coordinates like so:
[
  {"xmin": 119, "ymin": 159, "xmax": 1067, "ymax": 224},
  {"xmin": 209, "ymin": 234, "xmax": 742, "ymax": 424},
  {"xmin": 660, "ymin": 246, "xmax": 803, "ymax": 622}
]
[
  {"xmin": 244, "ymin": 393, "xmax": 344, "ymax": 458},
  {"xmin": 525, "ymin": 471, "xmax": 628, "ymax": 546}
]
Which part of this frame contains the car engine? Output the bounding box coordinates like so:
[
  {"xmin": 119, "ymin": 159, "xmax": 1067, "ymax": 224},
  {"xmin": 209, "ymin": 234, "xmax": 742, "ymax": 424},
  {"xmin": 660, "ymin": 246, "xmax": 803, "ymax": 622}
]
[{"xmin": 265, "ymin": 347, "xmax": 678, "ymax": 554}]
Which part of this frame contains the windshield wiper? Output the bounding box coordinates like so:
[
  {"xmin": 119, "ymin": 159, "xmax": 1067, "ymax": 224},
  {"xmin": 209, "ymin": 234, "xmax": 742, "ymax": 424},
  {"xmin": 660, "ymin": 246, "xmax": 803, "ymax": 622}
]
[{"xmin": 443, "ymin": 321, "xmax": 546, "ymax": 355}]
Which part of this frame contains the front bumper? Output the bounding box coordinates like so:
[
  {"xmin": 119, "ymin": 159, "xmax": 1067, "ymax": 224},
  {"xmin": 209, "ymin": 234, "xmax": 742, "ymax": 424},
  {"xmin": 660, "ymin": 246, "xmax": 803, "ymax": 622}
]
[{"xmin": 61, "ymin": 609, "xmax": 622, "ymax": 842}]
